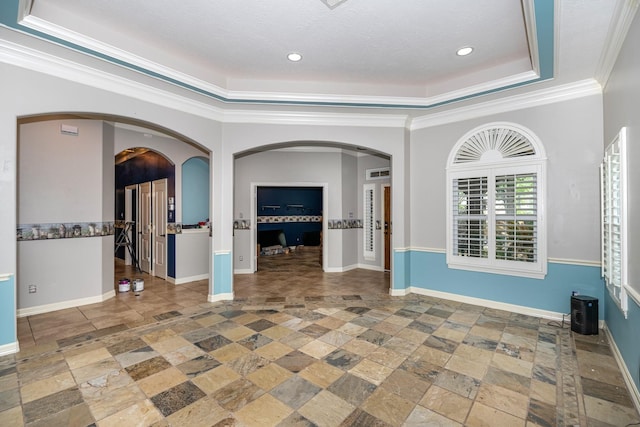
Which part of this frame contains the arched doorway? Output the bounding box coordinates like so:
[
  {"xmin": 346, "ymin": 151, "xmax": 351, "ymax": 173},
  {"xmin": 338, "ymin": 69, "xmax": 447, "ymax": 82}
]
[
  {"xmin": 232, "ymin": 142, "xmax": 391, "ymax": 297},
  {"xmin": 15, "ymin": 114, "xmax": 212, "ymax": 332}
]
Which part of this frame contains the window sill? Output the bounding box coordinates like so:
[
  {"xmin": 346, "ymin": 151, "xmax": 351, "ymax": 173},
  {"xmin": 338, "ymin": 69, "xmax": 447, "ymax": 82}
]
[{"xmin": 447, "ymin": 261, "xmax": 547, "ymax": 280}]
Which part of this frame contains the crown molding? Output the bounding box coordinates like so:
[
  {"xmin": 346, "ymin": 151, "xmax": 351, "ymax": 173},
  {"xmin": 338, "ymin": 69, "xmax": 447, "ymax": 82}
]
[
  {"xmin": 0, "ymin": 36, "xmax": 408, "ymax": 129},
  {"xmin": 0, "ymin": 35, "xmax": 406, "ymax": 129},
  {"xmin": 17, "ymin": 9, "xmax": 545, "ymax": 110},
  {"xmin": 0, "ymin": 36, "xmax": 603, "ymax": 132},
  {"xmin": 223, "ymin": 110, "xmax": 408, "ymax": 128},
  {"xmin": 19, "ymin": 15, "xmax": 230, "ymax": 102},
  {"xmin": 595, "ymin": 0, "xmax": 640, "ymax": 86},
  {"xmin": 0, "ymin": 37, "xmax": 226, "ymax": 122},
  {"xmin": 221, "ymin": 70, "xmax": 539, "ymax": 110},
  {"xmin": 410, "ymin": 79, "xmax": 602, "ymax": 130}
]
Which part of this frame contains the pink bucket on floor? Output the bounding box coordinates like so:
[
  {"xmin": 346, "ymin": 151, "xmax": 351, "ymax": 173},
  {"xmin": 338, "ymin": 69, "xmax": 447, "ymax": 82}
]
[{"xmin": 118, "ymin": 278, "xmax": 130, "ymax": 293}]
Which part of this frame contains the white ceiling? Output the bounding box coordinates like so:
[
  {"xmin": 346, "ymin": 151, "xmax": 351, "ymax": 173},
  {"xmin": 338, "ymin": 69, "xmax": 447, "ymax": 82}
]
[{"xmin": 17, "ymin": 0, "xmax": 623, "ymax": 110}]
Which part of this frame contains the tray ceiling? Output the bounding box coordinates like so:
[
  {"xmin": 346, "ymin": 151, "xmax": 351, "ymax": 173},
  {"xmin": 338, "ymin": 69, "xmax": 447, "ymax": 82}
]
[{"xmin": 1, "ymin": 0, "xmax": 623, "ymax": 109}]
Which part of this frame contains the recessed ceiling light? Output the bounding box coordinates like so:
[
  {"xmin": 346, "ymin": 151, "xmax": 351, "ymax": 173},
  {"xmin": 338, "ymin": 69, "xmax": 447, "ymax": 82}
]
[
  {"xmin": 456, "ymin": 47, "xmax": 474, "ymax": 56},
  {"xmin": 287, "ymin": 52, "xmax": 302, "ymax": 62}
]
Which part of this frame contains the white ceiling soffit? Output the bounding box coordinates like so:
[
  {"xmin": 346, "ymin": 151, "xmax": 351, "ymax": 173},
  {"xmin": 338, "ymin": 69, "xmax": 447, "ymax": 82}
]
[{"xmin": 5, "ymin": 0, "xmax": 557, "ymax": 109}]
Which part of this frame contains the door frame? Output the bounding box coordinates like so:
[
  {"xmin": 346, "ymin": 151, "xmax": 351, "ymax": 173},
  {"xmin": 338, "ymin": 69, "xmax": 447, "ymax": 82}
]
[
  {"xmin": 124, "ymin": 184, "xmax": 138, "ymax": 266},
  {"xmin": 249, "ymin": 182, "xmax": 328, "ymax": 273},
  {"xmin": 382, "ymin": 183, "xmax": 391, "ymax": 272}
]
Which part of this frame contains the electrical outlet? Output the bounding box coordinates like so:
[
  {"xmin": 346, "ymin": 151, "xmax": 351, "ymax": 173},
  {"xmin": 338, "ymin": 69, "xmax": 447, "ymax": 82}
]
[
  {"xmin": 28, "ymin": 285, "xmax": 37, "ymax": 293},
  {"xmin": 239, "ymin": 255, "xmax": 243, "ymax": 261}
]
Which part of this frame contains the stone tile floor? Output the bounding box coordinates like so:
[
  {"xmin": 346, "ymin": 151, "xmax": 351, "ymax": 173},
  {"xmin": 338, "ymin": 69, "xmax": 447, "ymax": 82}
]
[{"xmin": 2, "ymin": 254, "xmax": 639, "ymax": 426}]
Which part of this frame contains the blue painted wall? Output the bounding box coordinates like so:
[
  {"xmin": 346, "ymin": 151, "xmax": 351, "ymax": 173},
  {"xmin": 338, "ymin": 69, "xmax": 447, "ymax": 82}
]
[
  {"xmin": 257, "ymin": 187, "xmax": 322, "ymax": 247},
  {"xmin": 605, "ymin": 293, "xmax": 640, "ymax": 395},
  {"xmin": 408, "ymin": 251, "xmax": 604, "ymax": 316},
  {"xmin": 214, "ymin": 253, "xmax": 232, "ymax": 295},
  {"xmin": 0, "ymin": 276, "xmax": 16, "ymax": 346},
  {"xmin": 182, "ymin": 157, "xmax": 209, "ymax": 225},
  {"xmin": 393, "ymin": 250, "xmax": 410, "ymax": 293}
]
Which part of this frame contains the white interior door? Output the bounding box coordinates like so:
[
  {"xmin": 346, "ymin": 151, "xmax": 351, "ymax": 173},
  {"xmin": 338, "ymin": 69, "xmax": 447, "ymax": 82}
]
[
  {"xmin": 139, "ymin": 181, "xmax": 152, "ymax": 273},
  {"xmin": 152, "ymin": 178, "xmax": 167, "ymax": 279}
]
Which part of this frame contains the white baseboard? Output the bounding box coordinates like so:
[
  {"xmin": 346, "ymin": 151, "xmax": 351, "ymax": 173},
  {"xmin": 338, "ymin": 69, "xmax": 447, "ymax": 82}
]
[
  {"xmin": 603, "ymin": 323, "xmax": 640, "ymax": 415},
  {"xmin": 167, "ymin": 274, "xmax": 209, "ymax": 285},
  {"xmin": 208, "ymin": 292, "xmax": 233, "ymax": 303},
  {"xmin": 324, "ymin": 264, "xmax": 357, "ymax": 273},
  {"xmin": 238, "ymin": 264, "xmax": 381, "ymax": 274},
  {"xmin": 17, "ymin": 290, "xmax": 115, "ymax": 317},
  {"xmin": 390, "ymin": 287, "xmax": 409, "ymax": 297},
  {"xmin": 0, "ymin": 341, "xmax": 19, "ymax": 356},
  {"xmin": 404, "ymin": 287, "xmax": 566, "ymax": 321},
  {"xmin": 357, "ymin": 263, "xmax": 385, "ymax": 272}
]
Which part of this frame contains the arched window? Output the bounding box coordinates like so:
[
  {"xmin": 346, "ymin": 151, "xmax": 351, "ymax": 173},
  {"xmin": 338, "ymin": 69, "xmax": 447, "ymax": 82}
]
[{"xmin": 446, "ymin": 123, "xmax": 547, "ymax": 279}]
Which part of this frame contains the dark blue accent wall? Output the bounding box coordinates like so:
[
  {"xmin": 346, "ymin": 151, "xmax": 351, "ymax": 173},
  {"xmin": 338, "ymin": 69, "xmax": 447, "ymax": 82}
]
[
  {"xmin": 257, "ymin": 187, "xmax": 322, "ymax": 247},
  {"xmin": 258, "ymin": 222, "xmax": 322, "ymax": 246},
  {"xmin": 115, "ymin": 151, "xmax": 175, "ymax": 260},
  {"xmin": 168, "ymin": 234, "xmax": 176, "ymax": 278}
]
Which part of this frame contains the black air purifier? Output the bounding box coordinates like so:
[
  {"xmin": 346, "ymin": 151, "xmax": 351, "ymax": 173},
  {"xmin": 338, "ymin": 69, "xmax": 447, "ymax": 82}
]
[{"xmin": 571, "ymin": 295, "xmax": 598, "ymax": 335}]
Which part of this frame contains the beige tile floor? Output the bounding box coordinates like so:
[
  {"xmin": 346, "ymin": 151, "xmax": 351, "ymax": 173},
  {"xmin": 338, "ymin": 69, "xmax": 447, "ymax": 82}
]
[{"xmin": 1, "ymin": 248, "xmax": 639, "ymax": 426}]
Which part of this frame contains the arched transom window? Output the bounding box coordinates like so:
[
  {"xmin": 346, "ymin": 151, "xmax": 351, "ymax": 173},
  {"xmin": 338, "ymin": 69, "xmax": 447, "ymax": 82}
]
[{"xmin": 446, "ymin": 123, "xmax": 547, "ymax": 279}]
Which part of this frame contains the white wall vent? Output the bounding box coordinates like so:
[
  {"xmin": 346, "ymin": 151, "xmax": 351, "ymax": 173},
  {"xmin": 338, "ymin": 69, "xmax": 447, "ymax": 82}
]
[{"xmin": 366, "ymin": 167, "xmax": 390, "ymax": 180}]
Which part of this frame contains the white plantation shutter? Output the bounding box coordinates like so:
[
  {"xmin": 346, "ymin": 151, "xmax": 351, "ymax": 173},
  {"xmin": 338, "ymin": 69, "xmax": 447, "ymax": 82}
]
[
  {"xmin": 447, "ymin": 123, "xmax": 547, "ymax": 279},
  {"xmin": 494, "ymin": 173, "xmax": 537, "ymax": 263},
  {"xmin": 601, "ymin": 128, "xmax": 628, "ymax": 316},
  {"xmin": 364, "ymin": 184, "xmax": 375, "ymax": 260},
  {"xmin": 454, "ymin": 127, "xmax": 536, "ymax": 163},
  {"xmin": 452, "ymin": 176, "xmax": 488, "ymax": 258}
]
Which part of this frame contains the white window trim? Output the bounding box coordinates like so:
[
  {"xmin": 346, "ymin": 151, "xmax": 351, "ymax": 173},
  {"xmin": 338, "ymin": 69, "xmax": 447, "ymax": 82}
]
[
  {"xmin": 446, "ymin": 123, "xmax": 547, "ymax": 279},
  {"xmin": 601, "ymin": 127, "xmax": 628, "ymax": 317}
]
